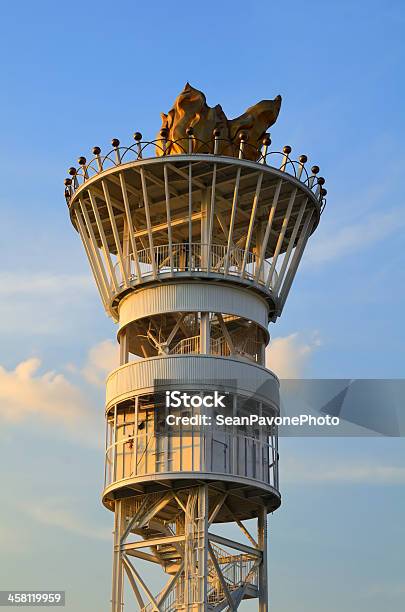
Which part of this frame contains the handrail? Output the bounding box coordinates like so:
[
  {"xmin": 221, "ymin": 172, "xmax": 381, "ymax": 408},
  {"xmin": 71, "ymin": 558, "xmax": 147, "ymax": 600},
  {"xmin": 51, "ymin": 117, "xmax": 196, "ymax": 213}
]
[
  {"xmin": 170, "ymin": 334, "xmax": 262, "ymax": 363},
  {"xmin": 113, "ymin": 242, "xmax": 278, "ymax": 292},
  {"xmin": 64, "ymin": 136, "xmax": 326, "ymax": 208},
  {"xmin": 104, "ymin": 428, "xmax": 277, "ymax": 492}
]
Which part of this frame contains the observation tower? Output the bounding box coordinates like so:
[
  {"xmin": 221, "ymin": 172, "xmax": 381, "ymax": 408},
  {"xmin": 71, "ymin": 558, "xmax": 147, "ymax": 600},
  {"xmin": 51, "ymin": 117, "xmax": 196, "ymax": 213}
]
[{"xmin": 64, "ymin": 84, "xmax": 326, "ymax": 611}]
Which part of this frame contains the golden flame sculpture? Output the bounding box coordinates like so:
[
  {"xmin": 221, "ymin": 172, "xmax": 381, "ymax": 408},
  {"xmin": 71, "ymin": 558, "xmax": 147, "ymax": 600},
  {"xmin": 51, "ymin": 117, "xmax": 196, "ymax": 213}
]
[{"xmin": 156, "ymin": 82, "xmax": 282, "ymax": 160}]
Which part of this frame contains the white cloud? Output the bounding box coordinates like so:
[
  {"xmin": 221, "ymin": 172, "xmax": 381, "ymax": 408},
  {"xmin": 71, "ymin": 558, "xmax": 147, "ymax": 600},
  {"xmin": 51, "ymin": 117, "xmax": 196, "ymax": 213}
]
[
  {"xmin": 306, "ymin": 208, "xmax": 405, "ymax": 265},
  {"xmin": 0, "ymin": 357, "xmax": 99, "ymax": 444},
  {"xmin": 0, "ymin": 273, "xmax": 93, "ymax": 296},
  {"xmin": 0, "ymin": 272, "xmax": 100, "ymax": 336},
  {"xmin": 0, "ymin": 338, "xmax": 124, "ymax": 445},
  {"xmin": 282, "ymin": 455, "xmax": 405, "ymax": 485},
  {"xmin": 27, "ymin": 498, "xmax": 110, "ymax": 541},
  {"xmin": 82, "ymin": 339, "xmax": 119, "ymax": 386},
  {"xmin": 266, "ymin": 332, "xmax": 321, "ymax": 378}
]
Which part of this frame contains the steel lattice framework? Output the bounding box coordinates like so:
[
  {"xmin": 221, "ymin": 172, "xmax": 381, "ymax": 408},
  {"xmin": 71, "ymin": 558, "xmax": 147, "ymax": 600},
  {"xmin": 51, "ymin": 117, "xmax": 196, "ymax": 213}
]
[{"xmin": 65, "ymin": 131, "xmax": 325, "ymax": 611}]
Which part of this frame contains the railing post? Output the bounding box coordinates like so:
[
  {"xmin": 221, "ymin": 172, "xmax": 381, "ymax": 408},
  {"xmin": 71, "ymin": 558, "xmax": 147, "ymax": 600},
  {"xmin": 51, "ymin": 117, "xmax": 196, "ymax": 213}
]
[
  {"xmin": 64, "ymin": 178, "xmax": 72, "ymax": 203},
  {"xmin": 112, "ymin": 138, "xmax": 121, "ymax": 164},
  {"xmin": 280, "ymin": 145, "xmax": 291, "ymax": 172},
  {"xmin": 160, "ymin": 127, "xmax": 168, "ymax": 155},
  {"xmin": 68, "ymin": 166, "xmax": 78, "ymax": 189},
  {"xmin": 260, "ymin": 133, "xmax": 271, "ymax": 163},
  {"xmin": 315, "ymin": 176, "xmax": 326, "ymax": 199},
  {"xmin": 297, "ymin": 154, "xmax": 307, "ymax": 180},
  {"xmin": 93, "ymin": 146, "xmax": 103, "ymax": 171},
  {"xmin": 213, "ymin": 128, "xmax": 220, "ymax": 155},
  {"xmin": 134, "ymin": 132, "xmax": 143, "ymax": 159},
  {"xmin": 238, "ymin": 132, "xmax": 247, "ymax": 159},
  {"xmin": 78, "ymin": 156, "xmax": 88, "ymax": 179},
  {"xmin": 308, "ymin": 164, "xmax": 319, "ymax": 188}
]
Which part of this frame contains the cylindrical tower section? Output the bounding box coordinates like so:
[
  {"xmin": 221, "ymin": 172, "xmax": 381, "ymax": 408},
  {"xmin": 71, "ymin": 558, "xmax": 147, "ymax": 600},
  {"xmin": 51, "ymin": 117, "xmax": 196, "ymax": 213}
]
[{"xmin": 104, "ymin": 279, "xmax": 280, "ymax": 518}]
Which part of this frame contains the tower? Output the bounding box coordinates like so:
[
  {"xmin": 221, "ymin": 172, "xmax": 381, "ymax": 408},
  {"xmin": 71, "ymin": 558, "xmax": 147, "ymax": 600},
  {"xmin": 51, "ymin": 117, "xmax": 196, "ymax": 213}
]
[{"xmin": 64, "ymin": 84, "xmax": 325, "ymax": 611}]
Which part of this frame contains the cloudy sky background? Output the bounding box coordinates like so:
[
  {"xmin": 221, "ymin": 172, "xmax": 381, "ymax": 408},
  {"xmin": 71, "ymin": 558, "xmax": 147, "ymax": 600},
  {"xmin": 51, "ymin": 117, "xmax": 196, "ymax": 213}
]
[{"xmin": 0, "ymin": 1, "xmax": 404, "ymax": 610}]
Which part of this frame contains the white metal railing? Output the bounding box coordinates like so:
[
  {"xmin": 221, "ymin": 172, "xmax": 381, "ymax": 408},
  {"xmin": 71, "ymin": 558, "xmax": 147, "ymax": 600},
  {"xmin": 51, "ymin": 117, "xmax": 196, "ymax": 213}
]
[
  {"xmin": 65, "ymin": 138, "xmax": 326, "ymax": 207},
  {"xmin": 210, "ymin": 336, "xmax": 231, "ymax": 357},
  {"xmin": 171, "ymin": 335, "xmax": 200, "ymax": 355},
  {"xmin": 170, "ymin": 333, "xmax": 263, "ymax": 364},
  {"xmin": 105, "ymin": 426, "xmax": 278, "ymax": 491},
  {"xmin": 207, "ymin": 551, "xmax": 258, "ymax": 605},
  {"xmin": 141, "ymin": 544, "xmax": 258, "ymax": 611},
  {"xmin": 113, "ymin": 243, "xmax": 278, "ymax": 292}
]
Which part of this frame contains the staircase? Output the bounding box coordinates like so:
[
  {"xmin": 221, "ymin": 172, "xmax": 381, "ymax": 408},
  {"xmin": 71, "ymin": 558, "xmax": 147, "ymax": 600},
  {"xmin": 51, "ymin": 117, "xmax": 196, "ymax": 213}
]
[{"xmin": 141, "ymin": 543, "xmax": 258, "ymax": 611}]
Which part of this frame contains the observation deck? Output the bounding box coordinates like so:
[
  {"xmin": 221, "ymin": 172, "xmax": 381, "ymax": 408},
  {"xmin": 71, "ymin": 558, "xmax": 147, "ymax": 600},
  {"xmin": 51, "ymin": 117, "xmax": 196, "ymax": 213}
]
[{"xmin": 65, "ymin": 134, "xmax": 326, "ymax": 321}]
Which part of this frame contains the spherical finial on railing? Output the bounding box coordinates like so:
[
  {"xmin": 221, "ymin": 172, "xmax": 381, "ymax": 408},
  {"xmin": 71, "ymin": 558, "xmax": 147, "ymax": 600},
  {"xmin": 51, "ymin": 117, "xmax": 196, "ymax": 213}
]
[
  {"xmin": 317, "ymin": 176, "xmax": 325, "ymax": 185},
  {"xmin": 111, "ymin": 138, "xmax": 120, "ymax": 148},
  {"xmin": 92, "ymin": 146, "xmax": 101, "ymax": 155},
  {"xmin": 186, "ymin": 127, "xmax": 194, "ymax": 136},
  {"xmin": 68, "ymin": 167, "xmax": 77, "ymax": 176},
  {"xmin": 239, "ymin": 132, "xmax": 248, "ymax": 141},
  {"xmin": 283, "ymin": 145, "xmax": 292, "ymax": 154},
  {"xmin": 321, "ymin": 188, "xmax": 327, "ymax": 197},
  {"xmin": 64, "ymin": 178, "xmax": 72, "ymax": 186},
  {"xmin": 262, "ymin": 134, "xmax": 271, "ymax": 146},
  {"xmin": 160, "ymin": 128, "xmax": 169, "ymax": 138},
  {"xmin": 213, "ymin": 128, "xmax": 221, "ymax": 137},
  {"xmin": 134, "ymin": 132, "xmax": 142, "ymax": 141},
  {"xmin": 311, "ymin": 165, "xmax": 320, "ymax": 175},
  {"xmin": 78, "ymin": 156, "xmax": 86, "ymax": 166},
  {"xmin": 299, "ymin": 155, "xmax": 308, "ymax": 164}
]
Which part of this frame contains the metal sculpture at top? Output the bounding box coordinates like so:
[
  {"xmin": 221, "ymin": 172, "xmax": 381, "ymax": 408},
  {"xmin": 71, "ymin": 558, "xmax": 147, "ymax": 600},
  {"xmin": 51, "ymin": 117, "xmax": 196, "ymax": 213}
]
[{"xmin": 156, "ymin": 82, "xmax": 282, "ymax": 159}]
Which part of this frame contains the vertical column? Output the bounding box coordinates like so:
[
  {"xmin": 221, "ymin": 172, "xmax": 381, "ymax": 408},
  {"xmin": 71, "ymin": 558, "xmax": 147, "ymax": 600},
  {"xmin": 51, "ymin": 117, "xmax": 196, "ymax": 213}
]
[
  {"xmin": 119, "ymin": 329, "xmax": 129, "ymax": 365},
  {"xmin": 200, "ymin": 189, "xmax": 210, "ymax": 270},
  {"xmin": 232, "ymin": 394, "xmax": 238, "ymax": 476},
  {"xmin": 200, "ymin": 312, "xmax": 210, "ymax": 355},
  {"xmin": 254, "ymin": 222, "xmax": 265, "ymax": 283},
  {"xmin": 196, "ymin": 485, "xmax": 208, "ymax": 611},
  {"xmin": 122, "ymin": 219, "xmax": 130, "ymax": 279},
  {"xmin": 258, "ymin": 506, "xmax": 268, "ymax": 612},
  {"xmin": 111, "ymin": 500, "xmax": 125, "ymax": 612}
]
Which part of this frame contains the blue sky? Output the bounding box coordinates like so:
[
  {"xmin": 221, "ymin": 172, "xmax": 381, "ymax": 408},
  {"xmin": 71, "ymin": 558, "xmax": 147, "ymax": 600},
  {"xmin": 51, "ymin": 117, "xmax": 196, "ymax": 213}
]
[{"xmin": 0, "ymin": 1, "xmax": 404, "ymax": 610}]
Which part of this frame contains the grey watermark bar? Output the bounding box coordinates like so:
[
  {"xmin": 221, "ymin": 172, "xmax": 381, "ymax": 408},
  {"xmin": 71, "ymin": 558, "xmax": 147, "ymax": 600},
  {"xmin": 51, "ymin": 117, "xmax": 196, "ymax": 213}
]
[
  {"xmin": 153, "ymin": 378, "xmax": 405, "ymax": 436},
  {"xmin": 0, "ymin": 592, "xmax": 65, "ymax": 606},
  {"xmin": 279, "ymin": 379, "xmax": 405, "ymax": 436}
]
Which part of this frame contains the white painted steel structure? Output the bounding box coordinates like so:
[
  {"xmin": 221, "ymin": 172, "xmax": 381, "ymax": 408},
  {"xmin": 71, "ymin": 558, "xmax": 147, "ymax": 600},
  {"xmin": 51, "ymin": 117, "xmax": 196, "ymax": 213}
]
[{"xmin": 65, "ymin": 132, "xmax": 325, "ymax": 611}]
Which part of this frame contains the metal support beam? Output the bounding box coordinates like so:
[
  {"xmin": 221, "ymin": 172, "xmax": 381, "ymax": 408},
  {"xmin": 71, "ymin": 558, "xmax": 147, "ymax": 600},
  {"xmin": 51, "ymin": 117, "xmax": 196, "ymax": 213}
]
[
  {"xmin": 111, "ymin": 501, "xmax": 125, "ymax": 612},
  {"xmin": 139, "ymin": 167, "xmax": 157, "ymax": 278},
  {"xmin": 87, "ymin": 188, "xmax": 119, "ymax": 293},
  {"xmin": 101, "ymin": 179, "xmax": 129, "ymax": 289},
  {"xmin": 200, "ymin": 312, "xmax": 210, "ymax": 355},
  {"xmin": 208, "ymin": 533, "xmax": 262, "ymax": 558},
  {"xmin": 258, "ymin": 507, "xmax": 268, "ymax": 612},
  {"xmin": 241, "ymin": 172, "xmax": 264, "ymax": 277},
  {"xmin": 224, "ymin": 167, "xmax": 241, "ymax": 275},
  {"xmin": 278, "ymin": 210, "xmax": 315, "ymax": 311},
  {"xmin": 266, "ymin": 187, "xmax": 297, "ymax": 289},
  {"xmin": 119, "ymin": 172, "xmax": 142, "ymax": 280},
  {"xmin": 254, "ymin": 178, "xmax": 283, "ymax": 283}
]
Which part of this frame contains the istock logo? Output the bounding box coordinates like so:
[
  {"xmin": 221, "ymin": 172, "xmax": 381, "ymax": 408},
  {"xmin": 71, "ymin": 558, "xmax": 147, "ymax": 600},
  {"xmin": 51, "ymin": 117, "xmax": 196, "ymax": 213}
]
[{"xmin": 165, "ymin": 390, "xmax": 227, "ymax": 409}]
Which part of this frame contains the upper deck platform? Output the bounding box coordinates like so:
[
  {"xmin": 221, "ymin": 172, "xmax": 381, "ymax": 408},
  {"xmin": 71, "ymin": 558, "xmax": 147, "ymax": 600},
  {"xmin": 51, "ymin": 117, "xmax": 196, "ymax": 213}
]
[{"xmin": 65, "ymin": 136, "xmax": 326, "ymax": 320}]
